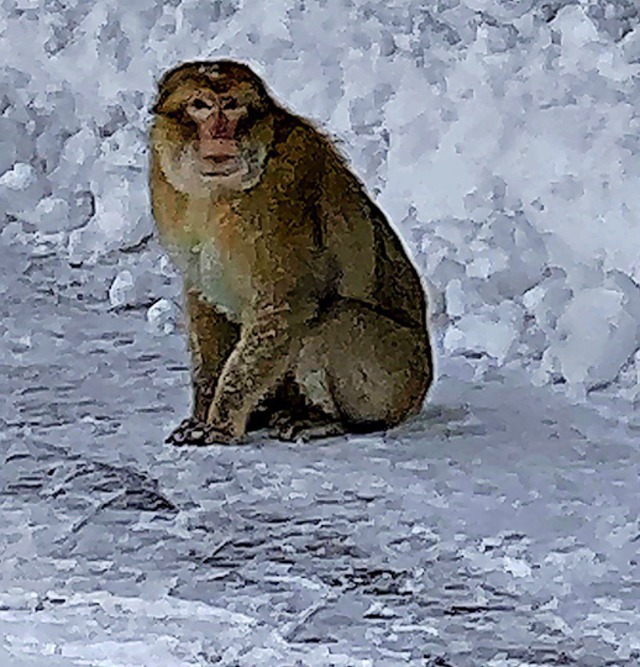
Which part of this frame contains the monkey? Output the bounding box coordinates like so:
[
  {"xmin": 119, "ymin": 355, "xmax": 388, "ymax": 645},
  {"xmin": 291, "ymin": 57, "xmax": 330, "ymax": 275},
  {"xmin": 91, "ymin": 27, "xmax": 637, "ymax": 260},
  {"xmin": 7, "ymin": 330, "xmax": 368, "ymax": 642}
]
[{"xmin": 148, "ymin": 59, "xmax": 433, "ymax": 444}]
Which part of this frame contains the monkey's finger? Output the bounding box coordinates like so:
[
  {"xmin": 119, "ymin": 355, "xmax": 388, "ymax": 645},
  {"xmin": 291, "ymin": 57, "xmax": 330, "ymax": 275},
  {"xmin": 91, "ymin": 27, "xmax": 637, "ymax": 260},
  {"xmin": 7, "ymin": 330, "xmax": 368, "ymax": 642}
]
[
  {"xmin": 202, "ymin": 425, "xmax": 236, "ymax": 445},
  {"xmin": 165, "ymin": 420, "xmax": 190, "ymax": 445},
  {"xmin": 166, "ymin": 418, "xmax": 208, "ymax": 446}
]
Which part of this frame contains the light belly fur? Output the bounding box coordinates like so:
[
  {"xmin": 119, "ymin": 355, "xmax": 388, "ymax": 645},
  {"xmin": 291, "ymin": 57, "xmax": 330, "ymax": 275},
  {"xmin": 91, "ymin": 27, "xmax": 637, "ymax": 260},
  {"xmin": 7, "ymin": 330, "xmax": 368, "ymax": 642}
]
[{"xmin": 161, "ymin": 196, "xmax": 247, "ymax": 322}]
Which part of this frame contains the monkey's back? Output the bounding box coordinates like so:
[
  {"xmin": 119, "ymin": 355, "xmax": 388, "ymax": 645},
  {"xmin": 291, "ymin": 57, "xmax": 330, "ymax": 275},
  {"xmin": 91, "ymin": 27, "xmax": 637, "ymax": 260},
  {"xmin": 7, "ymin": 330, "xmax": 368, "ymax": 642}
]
[{"xmin": 288, "ymin": 119, "xmax": 428, "ymax": 333}]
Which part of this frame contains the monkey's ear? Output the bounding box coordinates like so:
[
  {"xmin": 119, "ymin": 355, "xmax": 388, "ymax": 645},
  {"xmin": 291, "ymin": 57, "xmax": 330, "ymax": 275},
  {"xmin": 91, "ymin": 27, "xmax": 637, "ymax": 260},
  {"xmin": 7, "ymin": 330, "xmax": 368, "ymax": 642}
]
[{"xmin": 149, "ymin": 91, "xmax": 169, "ymax": 115}]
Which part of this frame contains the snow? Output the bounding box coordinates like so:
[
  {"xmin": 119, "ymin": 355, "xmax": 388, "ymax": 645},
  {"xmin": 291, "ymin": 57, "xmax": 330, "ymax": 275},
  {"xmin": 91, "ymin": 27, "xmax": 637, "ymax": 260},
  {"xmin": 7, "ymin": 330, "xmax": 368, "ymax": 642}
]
[
  {"xmin": 146, "ymin": 298, "xmax": 179, "ymax": 336},
  {"xmin": 1, "ymin": 0, "xmax": 639, "ymax": 665},
  {"xmin": 0, "ymin": 163, "xmax": 36, "ymax": 190},
  {"xmin": 550, "ymin": 285, "xmax": 639, "ymax": 389},
  {"xmin": 108, "ymin": 270, "xmax": 135, "ymax": 309}
]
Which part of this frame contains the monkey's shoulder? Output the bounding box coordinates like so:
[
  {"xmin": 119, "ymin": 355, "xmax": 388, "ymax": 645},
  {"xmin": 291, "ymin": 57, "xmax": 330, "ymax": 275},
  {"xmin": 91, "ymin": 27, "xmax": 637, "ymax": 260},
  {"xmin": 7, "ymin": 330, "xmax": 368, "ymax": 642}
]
[{"xmin": 263, "ymin": 114, "xmax": 333, "ymax": 179}]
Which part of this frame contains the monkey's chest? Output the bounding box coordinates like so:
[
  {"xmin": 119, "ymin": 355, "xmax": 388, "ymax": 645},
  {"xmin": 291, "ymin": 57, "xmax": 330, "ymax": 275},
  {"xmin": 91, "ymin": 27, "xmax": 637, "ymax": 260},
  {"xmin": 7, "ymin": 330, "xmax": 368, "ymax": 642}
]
[
  {"xmin": 192, "ymin": 241, "xmax": 248, "ymax": 321},
  {"xmin": 165, "ymin": 200, "xmax": 254, "ymax": 322}
]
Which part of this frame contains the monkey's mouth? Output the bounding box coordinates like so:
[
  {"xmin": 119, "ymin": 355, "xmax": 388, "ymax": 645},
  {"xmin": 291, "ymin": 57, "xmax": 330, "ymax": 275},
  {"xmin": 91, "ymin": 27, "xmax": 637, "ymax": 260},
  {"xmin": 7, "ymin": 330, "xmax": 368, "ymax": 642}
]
[{"xmin": 201, "ymin": 156, "xmax": 243, "ymax": 177}]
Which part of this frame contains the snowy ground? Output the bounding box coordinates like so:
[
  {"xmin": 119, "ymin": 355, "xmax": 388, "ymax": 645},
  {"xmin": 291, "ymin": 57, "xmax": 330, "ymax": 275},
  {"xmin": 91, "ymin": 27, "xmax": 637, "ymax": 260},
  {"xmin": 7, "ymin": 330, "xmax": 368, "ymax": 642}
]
[
  {"xmin": 2, "ymin": 232, "xmax": 639, "ymax": 666},
  {"xmin": 2, "ymin": 0, "xmax": 640, "ymax": 665}
]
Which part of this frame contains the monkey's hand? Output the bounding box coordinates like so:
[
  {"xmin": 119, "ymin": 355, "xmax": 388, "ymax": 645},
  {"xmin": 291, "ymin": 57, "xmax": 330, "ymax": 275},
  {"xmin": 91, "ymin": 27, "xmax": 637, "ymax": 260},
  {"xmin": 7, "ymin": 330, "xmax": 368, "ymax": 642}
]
[{"xmin": 166, "ymin": 417, "xmax": 237, "ymax": 446}]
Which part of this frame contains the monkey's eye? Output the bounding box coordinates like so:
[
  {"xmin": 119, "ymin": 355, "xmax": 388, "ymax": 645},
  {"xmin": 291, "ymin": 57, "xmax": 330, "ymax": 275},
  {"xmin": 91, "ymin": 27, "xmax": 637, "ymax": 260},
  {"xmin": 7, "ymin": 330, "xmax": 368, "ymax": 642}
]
[
  {"xmin": 220, "ymin": 97, "xmax": 238, "ymax": 110},
  {"xmin": 191, "ymin": 99, "xmax": 211, "ymax": 110}
]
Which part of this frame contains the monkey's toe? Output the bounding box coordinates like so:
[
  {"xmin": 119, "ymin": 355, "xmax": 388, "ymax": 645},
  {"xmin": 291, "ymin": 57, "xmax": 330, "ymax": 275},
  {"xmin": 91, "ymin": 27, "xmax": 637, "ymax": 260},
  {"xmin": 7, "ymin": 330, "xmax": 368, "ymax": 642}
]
[
  {"xmin": 166, "ymin": 417, "xmax": 209, "ymax": 446},
  {"xmin": 166, "ymin": 418, "xmax": 237, "ymax": 446},
  {"xmin": 202, "ymin": 424, "xmax": 236, "ymax": 445}
]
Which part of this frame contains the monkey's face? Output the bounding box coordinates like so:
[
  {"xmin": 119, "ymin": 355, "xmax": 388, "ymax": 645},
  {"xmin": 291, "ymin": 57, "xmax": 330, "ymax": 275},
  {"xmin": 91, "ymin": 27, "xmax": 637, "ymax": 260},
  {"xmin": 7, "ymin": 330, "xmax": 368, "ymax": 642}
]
[
  {"xmin": 187, "ymin": 93, "xmax": 245, "ymax": 175},
  {"xmin": 151, "ymin": 65, "xmax": 274, "ymax": 195}
]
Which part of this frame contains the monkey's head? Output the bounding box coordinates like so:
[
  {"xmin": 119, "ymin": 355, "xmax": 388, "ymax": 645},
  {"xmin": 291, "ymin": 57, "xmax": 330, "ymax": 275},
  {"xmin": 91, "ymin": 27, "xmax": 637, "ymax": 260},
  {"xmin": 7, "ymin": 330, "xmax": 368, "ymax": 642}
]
[{"xmin": 150, "ymin": 60, "xmax": 276, "ymax": 195}]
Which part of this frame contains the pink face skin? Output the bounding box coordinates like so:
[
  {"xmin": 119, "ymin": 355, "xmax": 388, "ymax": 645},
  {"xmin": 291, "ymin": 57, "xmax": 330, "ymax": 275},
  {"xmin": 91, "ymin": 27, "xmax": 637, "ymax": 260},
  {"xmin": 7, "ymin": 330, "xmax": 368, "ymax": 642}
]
[{"xmin": 186, "ymin": 94, "xmax": 246, "ymax": 175}]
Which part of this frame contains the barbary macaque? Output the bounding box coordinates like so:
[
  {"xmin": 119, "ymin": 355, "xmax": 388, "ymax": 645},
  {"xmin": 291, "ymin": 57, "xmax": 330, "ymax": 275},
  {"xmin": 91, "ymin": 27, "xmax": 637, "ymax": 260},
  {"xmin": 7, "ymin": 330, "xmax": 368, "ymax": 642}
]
[{"xmin": 149, "ymin": 59, "xmax": 433, "ymax": 444}]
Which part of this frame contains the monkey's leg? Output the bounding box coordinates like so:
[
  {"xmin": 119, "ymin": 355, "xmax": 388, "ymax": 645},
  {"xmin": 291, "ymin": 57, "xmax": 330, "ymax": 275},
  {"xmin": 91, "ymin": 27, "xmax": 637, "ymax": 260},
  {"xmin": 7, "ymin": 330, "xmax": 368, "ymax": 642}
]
[
  {"xmin": 267, "ymin": 349, "xmax": 344, "ymax": 442},
  {"xmin": 186, "ymin": 289, "xmax": 240, "ymax": 419},
  {"xmin": 289, "ymin": 300, "xmax": 432, "ymax": 439},
  {"xmin": 245, "ymin": 371, "xmax": 308, "ymax": 433},
  {"xmin": 168, "ymin": 288, "xmax": 239, "ymax": 445},
  {"xmin": 327, "ymin": 301, "xmax": 432, "ymax": 429}
]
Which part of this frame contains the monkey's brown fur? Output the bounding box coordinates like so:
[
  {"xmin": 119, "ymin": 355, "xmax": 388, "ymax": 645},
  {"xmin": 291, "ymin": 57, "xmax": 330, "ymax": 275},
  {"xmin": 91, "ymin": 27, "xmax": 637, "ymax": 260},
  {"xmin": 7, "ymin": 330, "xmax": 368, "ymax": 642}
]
[{"xmin": 149, "ymin": 60, "xmax": 433, "ymax": 444}]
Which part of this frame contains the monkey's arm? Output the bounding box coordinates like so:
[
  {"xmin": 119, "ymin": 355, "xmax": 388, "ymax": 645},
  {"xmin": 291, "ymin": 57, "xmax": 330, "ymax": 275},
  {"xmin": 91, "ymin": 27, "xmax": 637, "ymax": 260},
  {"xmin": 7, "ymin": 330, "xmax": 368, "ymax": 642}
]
[
  {"xmin": 185, "ymin": 286, "xmax": 239, "ymax": 420},
  {"xmin": 205, "ymin": 297, "xmax": 313, "ymax": 440},
  {"xmin": 202, "ymin": 139, "xmax": 326, "ymax": 441}
]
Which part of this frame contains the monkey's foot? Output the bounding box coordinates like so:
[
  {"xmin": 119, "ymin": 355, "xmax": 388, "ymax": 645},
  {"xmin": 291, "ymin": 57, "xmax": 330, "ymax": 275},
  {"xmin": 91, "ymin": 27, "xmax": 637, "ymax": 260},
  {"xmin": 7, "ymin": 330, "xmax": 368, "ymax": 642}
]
[
  {"xmin": 270, "ymin": 415, "xmax": 345, "ymax": 442},
  {"xmin": 166, "ymin": 418, "xmax": 235, "ymax": 446}
]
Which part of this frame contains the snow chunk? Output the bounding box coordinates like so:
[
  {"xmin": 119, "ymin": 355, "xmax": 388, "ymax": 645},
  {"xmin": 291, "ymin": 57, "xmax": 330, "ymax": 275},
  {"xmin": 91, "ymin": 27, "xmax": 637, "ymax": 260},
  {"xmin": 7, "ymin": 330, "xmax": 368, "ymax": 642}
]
[
  {"xmin": 28, "ymin": 197, "xmax": 71, "ymax": 234},
  {"xmin": 554, "ymin": 6, "xmax": 600, "ymax": 51},
  {"xmin": 445, "ymin": 278, "xmax": 466, "ymax": 318},
  {"xmin": 503, "ymin": 556, "xmax": 532, "ymax": 579},
  {"xmin": 0, "ymin": 163, "xmax": 47, "ymax": 218},
  {"xmin": 0, "ymin": 163, "xmax": 36, "ymax": 190},
  {"xmin": 109, "ymin": 270, "xmax": 136, "ymax": 309},
  {"xmin": 444, "ymin": 302, "xmax": 524, "ymax": 364},
  {"xmin": 550, "ymin": 286, "xmax": 640, "ymax": 389},
  {"xmin": 522, "ymin": 270, "xmax": 573, "ymax": 338},
  {"xmin": 49, "ymin": 128, "xmax": 99, "ymax": 193},
  {"xmin": 67, "ymin": 180, "xmax": 152, "ymax": 263},
  {"xmin": 146, "ymin": 298, "xmax": 178, "ymax": 335}
]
